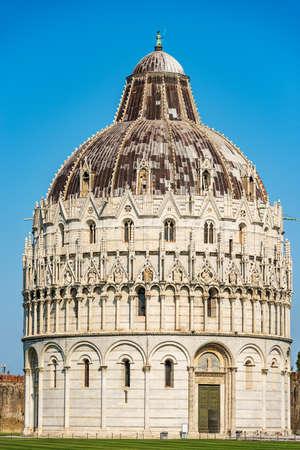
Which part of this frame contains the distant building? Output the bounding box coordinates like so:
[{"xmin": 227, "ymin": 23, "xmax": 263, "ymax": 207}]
[
  {"xmin": 0, "ymin": 374, "xmax": 24, "ymax": 433},
  {"xmin": 22, "ymin": 34, "xmax": 292, "ymax": 437}
]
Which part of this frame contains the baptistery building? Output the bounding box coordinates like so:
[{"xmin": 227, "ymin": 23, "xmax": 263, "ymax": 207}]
[{"xmin": 22, "ymin": 35, "xmax": 292, "ymax": 437}]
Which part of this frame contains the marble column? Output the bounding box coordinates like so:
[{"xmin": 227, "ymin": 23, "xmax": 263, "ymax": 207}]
[
  {"xmin": 101, "ymin": 295, "xmax": 107, "ymax": 330},
  {"xmin": 218, "ymin": 296, "xmax": 223, "ymax": 331},
  {"xmin": 230, "ymin": 367, "xmax": 237, "ymax": 432},
  {"xmin": 129, "ymin": 295, "xmax": 135, "ymax": 330},
  {"xmin": 46, "ymin": 298, "xmax": 51, "ymax": 333},
  {"xmin": 37, "ymin": 367, "xmax": 44, "ymax": 431},
  {"xmin": 281, "ymin": 370, "xmax": 286, "ymax": 430},
  {"xmin": 87, "ymin": 296, "xmax": 93, "ymax": 331},
  {"xmin": 23, "ymin": 368, "xmax": 31, "ymax": 431},
  {"xmin": 160, "ymin": 294, "xmax": 165, "ymax": 330},
  {"xmin": 115, "ymin": 294, "xmax": 121, "ymax": 331},
  {"xmin": 203, "ymin": 294, "xmax": 208, "ymax": 331},
  {"xmin": 252, "ymin": 299, "xmax": 256, "ymax": 333},
  {"xmin": 241, "ymin": 297, "xmax": 245, "ymax": 332},
  {"xmin": 188, "ymin": 366, "xmax": 196, "ymax": 433},
  {"xmin": 55, "ymin": 299, "xmax": 59, "ymax": 333},
  {"xmin": 100, "ymin": 365, "xmax": 107, "ymax": 429},
  {"xmin": 65, "ymin": 299, "xmax": 69, "ymax": 332},
  {"xmin": 33, "ymin": 301, "xmax": 37, "ymax": 335},
  {"xmin": 64, "ymin": 365, "xmax": 70, "ymax": 429},
  {"xmin": 145, "ymin": 290, "xmax": 151, "ymax": 331},
  {"xmin": 261, "ymin": 368, "xmax": 268, "ymax": 430},
  {"xmin": 230, "ymin": 296, "xmax": 235, "ymax": 332},
  {"xmin": 175, "ymin": 294, "xmax": 180, "ymax": 331},
  {"xmin": 28, "ymin": 303, "xmax": 33, "ymax": 336},
  {"xmin": 189, "ymin": 295, "xmax": 194, "ymax": 331},
  {"xmin": 143, "ymin": 364, "xmax": 151, "ymax": 431}
]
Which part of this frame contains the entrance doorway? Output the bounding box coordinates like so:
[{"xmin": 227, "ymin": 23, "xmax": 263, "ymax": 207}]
[{"xmin": 198, "ymin": 385, "xmax": 220, "ymax": 433}]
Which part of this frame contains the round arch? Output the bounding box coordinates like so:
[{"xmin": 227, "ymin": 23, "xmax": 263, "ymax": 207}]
[
  {"xmin": 149, "ymin": 340, "xmax": 191, "ymax": 366},
  {"xmin": 104, "ymin": 340, "xmax": 146, "ymax": 365},
  {"xmin": 66, "ymin": 341, "xmax": 102, "ymax": 366}
]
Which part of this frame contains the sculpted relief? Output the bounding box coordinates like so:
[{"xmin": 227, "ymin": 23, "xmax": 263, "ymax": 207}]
[{"xmin": 143, "ymin": 267, "xmax": 153, "ymax": 283}]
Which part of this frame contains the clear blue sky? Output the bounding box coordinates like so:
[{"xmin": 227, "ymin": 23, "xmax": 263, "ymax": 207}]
[{"xmin": 1, "ymin": 0, "xmax": 299, "ymax": 374}]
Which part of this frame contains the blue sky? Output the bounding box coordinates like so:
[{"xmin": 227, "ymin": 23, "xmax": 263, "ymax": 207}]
[{"xmin": 0, "ymin": 0, "xmax": 299, "ymax": 373}]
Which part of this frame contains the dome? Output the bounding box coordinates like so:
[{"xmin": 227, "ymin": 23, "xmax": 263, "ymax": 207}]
[
  {"xmin": 133, "ymin": 50, "xmax": 185, "ymax": 75},
  {"xmin": 48, "ymin": 43, "xmax": 267, "ymax": 204}
]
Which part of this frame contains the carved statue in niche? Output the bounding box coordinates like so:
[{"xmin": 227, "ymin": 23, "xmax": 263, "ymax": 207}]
[
  {"xmin": 251, "ymin": 270, "xmax": 260, "ymax": 286},
  {"xmin": 64, "ymin": 270, "xmax": 72, "ymax": 285},
  {"xmin": 229, "ymin": 270, "xmax": 237, "ymax": 285},
  {"xmin": 46, "ymin": 269, "xmax": 52, "ymax": 285},
  {"xmin": 88, "ymin": 270, "xmax": 97, "ymax": 284},
  {"xmin": 201, "ymin": 268, "xmax": 213, "ymax": 283},
  {"xmin": 143, "ymin": 267, "xmax": 153, "ymax": 283},
  {"xmin": 113, "ymin": 267, "xmax": 123, "ymax": 283},
  {"xmin": 173, "ymin": 265, "xmax": 183, "ymax": 283}
]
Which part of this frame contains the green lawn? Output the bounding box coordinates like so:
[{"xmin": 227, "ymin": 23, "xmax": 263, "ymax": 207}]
[{"xmin": 0, "ymin": 439, "xmax": 300, "ymax": 450}]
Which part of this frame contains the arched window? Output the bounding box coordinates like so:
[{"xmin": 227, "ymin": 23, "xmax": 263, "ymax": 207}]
[
  {"xmin": 124, "ymin": 219, "xmax": 134, "ymax": 243},
  {"xmin": 89, "ymin": 222, "xmax": 96, "ymax": 244},
  {"xmin": 82, "ymin": 171, "xmax": 89, "ymax": 198},
  {"xmin": 202, "ymin": 170, "xmax": 211, "ymax": 190},
  {"xmin": 138, "ymin": 169, "xmax": 148, "ymax": 194},
  {"xmin": 204, "ymin": 221, "xmax": 214, "ymax": 244},
  {"xmin": 165, "ymin": 359, "xmax": 174, "ymax": 387},
  {"xmin": 138, "ymin": 287, "xmax": 146, "ymax": 316},
  {"xmin": 239, "ymin": 223, "xmax": 246, "ymax": 245},
  {"xmin": 123, "ymin": 359, "xmax": 130, "ymax": 387},
  {"xmin": 59, "ymin": 224, "xmax": 65, "ymax": 247},
  {"xmin": 207, "ymin": 288, "xmax": 217, "ymax": 318},
  {"xmin": 198, "ymin": 352, "xmax": 220, "ymax": 372},
  {"xmin": 249, "ymin": 176, "xmax": 254, "ymax": 201},
  {"xmin": 164, "ymin": 219, "xmax": 175, "ymax": 242},
  {"xmin": 52, "ymin": 359, "xmax": 57, "ymax": 388},
  {"xmin": 245, "ymin": 359, "xmax": 253, "ymax": 390},
  {"xmin": 84, "ymin": 359, "xmax": 89, "ymax": 388}
]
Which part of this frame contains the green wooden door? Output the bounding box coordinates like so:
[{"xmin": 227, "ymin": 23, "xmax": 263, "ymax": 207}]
[{"xmin": 198, "ymin": 385, "xmax": 220, "ymax": 433}]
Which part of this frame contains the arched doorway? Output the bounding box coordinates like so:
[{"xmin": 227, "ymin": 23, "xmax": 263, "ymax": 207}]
[{"xmin": 194, "ymin": 344, "xmax": 234, "ymax": 435}]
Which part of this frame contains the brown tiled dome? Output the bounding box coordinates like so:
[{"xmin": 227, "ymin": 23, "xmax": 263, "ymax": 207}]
[{"xmin": 48, "ymin": 47, "xmax": 267, "ymax": 204}]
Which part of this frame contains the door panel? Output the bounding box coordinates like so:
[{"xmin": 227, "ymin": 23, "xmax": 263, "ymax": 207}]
[{"xmin": 198, "ymin": 385, "xmax": 220, "ymax": 433}]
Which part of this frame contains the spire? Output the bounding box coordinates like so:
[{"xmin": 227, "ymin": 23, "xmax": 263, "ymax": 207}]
[{"xmin": 155, "ymin": 30, "xmax": 163, "ymax": 51}]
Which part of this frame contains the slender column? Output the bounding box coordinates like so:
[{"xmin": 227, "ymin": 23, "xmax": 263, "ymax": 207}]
[
  {"xmin": 46, "ymin": 298, "xmax": 51, "ymax": 333},
  {"xmin": 23, "ymin": 368, "xmax": 31, "ymax": 431},
  {"xmin": 77, "ymin": 298, "xmax": 82, "ymax": 331},
  {"xmin": 283, "ymin": 304, "xmax": 286, "ymax": 337},
  {"xmin": 55, "ymin": 300, "xmax": 59, "ymax": 333},
  {"xmin": 241, "ymin": 297, "xmax": 245, "ymax": 332},
  {"xmin": 65, "ymin": 299, "xmax": 69, "ymax": 332},
  {"xmin": 100, "ymin": 365, "xmax": 107, "ymax": 428},
  {"xmin": 203, "ymin": 294, "xmax": 208, "ymax": 331},
  {"xmin": 175, "ymin": 294, "xmax": 180, "ymax": 331},
  {"xmin": 87, "ymin": 296, "xmax": 93, "ymax": 331},
  {"xmin": 64, "ymin": 366, "xmax": 70, "ymax": 429},
  {"xmin": 189, "ymin": 295, "xmax": 194, "ymax": 331},
  {"xmin": 261, "ymin": 301, "xmax": 265, "ymax": 334},
  {"xmin": 276, "ymin": 303, "xmax": 280, "ymax": 335},
  {"xmin": 287, "ymin": 305, "xmax": 291, "ymax": 338},
  {"xmin": 270, "ymin": 302, "xmax": 274, "ymax": 334},
  {"xmin": 101, "ymin": 295, "xmax": 107, "ymax": 330},
  {"xmin": 188, "ymin": 366, "xmax": 196, "ymax": 433},
  {"xmin": 115, "ymin": 294, "xmax": 121, "ymax": 331},
  {"xmin": 287, "ymin": 370, "xmax": 291, "ymax": 431},
  {"xmin": 28, "ymin": 303, "xmax": 33, "ymax": 336},
  {"xmin": 218, "ymin": 296, "xmax": 223, "ymax": 331},
  {"xmin": 37, "ymin": 367, "xmax": 44, "ymax": 431},
  {"xmin": 23, "ymin": 304, "xmax": 27, "ymax": 337},
  {"xmin": 129, "ymin": 295, "xmax": 134, "ymax": 330},
  {"xmin": 145, "ymin": 290, "xmax": 151, "ymax": 331},
  {"xmin": 230, "ymin": 296, "xmax": 235, "ymax": 332},
  {"xmin": 252, "ymin": 299, "xmax": 256, "ymax": 333},
  {"xmin": 261, "ymin": 368, "xmax": 268, "ymax": 430},
  {"xmin": 230, "ymin": 367, "xmax": 237, "ymax": 432},
  {"xmin": 33, "ymin": 301, "xmax": 37, "ymax": 335},
  {"xmin": 143, "ymin": 364, "xmax": 151, "ymax": 431},
  {"xmin": 160, "ymin": 294, "xmax": 165, "ymax": 330},
  {"xmin": 281, "ymin": 370, "xmax": 286, "ymax": 429},
  {"xmin": 37, "ymin": 301, "xmax": 42, "ymax": 334},
  {"xmin": 280, "ymin": 304, "xmax": 283, "ymax": 336}
]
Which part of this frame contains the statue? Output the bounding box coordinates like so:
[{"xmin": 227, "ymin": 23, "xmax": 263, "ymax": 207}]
[
  {"xmin": 114, "ymin": 267, "xmax": 123, "ymax": 284},
  {"xmin": 88, "ymin": 271, "xmax": 96, "ymax": 284},
  {"xmin": 155, "ymin": 31, "xmax": 163, "ymax": 51},
  {"xmin": 143, "ymin": 267, "xmax": 153, "ymax": 283},
  {"xmin": 173, "ymin": 266, "xmax": 183, "ymax": 283},
  {"xmin": 64, "ymin": 270, "xmax": 72, "ymax": 285},
  {"xmin": 229, "ymin": 270, "xmax": 237, "ymax": 285}
]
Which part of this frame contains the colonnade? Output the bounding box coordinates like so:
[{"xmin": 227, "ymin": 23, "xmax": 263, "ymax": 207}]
[{"xmin": 23, "ymin": 288, "xmax": 291, "ymax": 338}]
